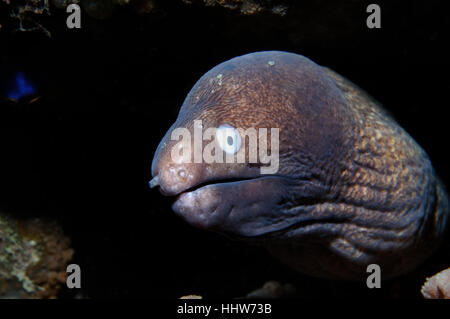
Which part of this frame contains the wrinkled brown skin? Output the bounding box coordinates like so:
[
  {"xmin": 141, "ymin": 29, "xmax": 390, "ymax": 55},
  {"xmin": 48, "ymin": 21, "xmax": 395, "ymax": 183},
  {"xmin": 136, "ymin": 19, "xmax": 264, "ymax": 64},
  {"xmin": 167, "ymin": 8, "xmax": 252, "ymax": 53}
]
[{"xmin": 151, "ymin": 51, "xmax": 449, "ymax": 283}]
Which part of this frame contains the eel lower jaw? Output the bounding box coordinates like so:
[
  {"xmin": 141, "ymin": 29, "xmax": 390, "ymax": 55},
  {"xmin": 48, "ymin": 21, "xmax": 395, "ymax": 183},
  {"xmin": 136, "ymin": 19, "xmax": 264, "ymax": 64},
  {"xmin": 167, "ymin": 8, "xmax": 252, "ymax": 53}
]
[
  {"xmin": 152, "ymin": 173, "xmax": 294, "ymax": 236},
  {"xmin": 168, "ymin": 177, "xmax": 267, "ymax": 230}
]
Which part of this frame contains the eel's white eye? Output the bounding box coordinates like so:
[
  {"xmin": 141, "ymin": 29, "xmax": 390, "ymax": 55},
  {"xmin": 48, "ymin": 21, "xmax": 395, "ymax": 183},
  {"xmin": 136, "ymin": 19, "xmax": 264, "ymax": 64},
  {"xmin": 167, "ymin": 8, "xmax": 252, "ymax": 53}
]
[{"xmin": 216, "ymin": 124, "xmax": 242, "ymax": 155}]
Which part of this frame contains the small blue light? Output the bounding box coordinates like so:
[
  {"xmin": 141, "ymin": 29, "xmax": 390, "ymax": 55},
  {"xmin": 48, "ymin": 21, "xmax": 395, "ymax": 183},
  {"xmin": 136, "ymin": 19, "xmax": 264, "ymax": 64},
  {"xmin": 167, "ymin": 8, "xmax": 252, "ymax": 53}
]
[{"xmin": 7, "ymin": 72, "xmax": 36, "ymax": 100}]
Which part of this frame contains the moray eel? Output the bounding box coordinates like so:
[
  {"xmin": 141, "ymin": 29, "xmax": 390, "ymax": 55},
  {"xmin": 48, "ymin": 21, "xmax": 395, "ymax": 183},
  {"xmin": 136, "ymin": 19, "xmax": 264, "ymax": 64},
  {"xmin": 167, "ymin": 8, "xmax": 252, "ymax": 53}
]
[{"xmin": 150, "ymin": 51, "xmax": 449, "ymax": 281}]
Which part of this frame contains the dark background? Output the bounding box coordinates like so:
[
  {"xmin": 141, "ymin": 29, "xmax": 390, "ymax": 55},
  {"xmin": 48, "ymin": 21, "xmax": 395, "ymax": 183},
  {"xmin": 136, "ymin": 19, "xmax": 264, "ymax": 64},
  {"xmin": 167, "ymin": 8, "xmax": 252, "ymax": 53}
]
[{"xmin": 0, "ymin": 0, "xmax": 449, "ymax": 298}]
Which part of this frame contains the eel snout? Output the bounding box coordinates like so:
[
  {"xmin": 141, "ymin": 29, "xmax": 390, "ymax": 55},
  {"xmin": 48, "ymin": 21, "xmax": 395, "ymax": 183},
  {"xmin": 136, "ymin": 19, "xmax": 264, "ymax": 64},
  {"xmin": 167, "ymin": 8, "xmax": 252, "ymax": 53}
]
[{"xmin": 150, "ymin": 127, "xmax": 290, "ymax": 234}]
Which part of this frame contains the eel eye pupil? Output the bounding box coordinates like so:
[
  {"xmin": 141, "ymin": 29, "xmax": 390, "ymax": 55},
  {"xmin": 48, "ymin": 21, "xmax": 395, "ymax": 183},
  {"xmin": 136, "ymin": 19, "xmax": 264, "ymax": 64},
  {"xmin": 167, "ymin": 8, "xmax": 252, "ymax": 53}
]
[{"xmin": 216, "ymin": 124, "xmax": 242, "ymax": 155}]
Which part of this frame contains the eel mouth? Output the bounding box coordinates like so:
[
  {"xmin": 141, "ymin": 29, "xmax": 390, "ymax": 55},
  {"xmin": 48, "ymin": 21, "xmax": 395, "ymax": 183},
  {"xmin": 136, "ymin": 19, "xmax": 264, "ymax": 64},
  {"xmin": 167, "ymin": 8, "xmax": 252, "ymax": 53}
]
[
  {"xmin": 172, "ymin": 177, "xmax": 268, "ymax": 229},
  {"xmin": 174, "ymin": 176, "xmax": 279, "ymax": 218},
  {"xmin": 173, "ymin": 176, "xmax": 260, "ymax": 198},
  {"xmin": 154, "ymin": 175, "xmax": 276, "ymax": 230},
  {"xmin": 151, "ymin": 173, "xmax": 294, "ymax": 235},
  {"xmin": 150, "ymin": 173, "xmax": 263, "ymax": 199}
]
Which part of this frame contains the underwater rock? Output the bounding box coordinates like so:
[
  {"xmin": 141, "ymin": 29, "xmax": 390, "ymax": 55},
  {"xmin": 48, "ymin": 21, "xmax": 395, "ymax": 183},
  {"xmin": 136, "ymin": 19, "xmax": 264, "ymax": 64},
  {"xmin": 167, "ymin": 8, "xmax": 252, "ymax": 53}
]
[
  {"xmin": 3, "ymin": 0, "xmax": 51, "ymax": 36},
  {"xmin": 181, "ymin": 0, "xmax": 289, "ymax": 15},
  {"xmin": 132, "ymin": 0, "xmax": 156, "ymax": 14},
  {"xmin": 246, "ymin": 281, "xmax": 296, "ymax": 298},
  {"xmin": 421, "ymin": 267, "xmax": 450, "ymax": 299},
  {"xmin": 80, "ymin": 0, "xmax": 120, "ymax": 20},
  {"xmin": 52, "ymin": 0, "xmax": 80, "ymax": 9},
  {"xmin": 0, "ymin": 213, "xmax": 73, "ymax": 299},
  {"xmin": 80, "ymin": 0, "xmax": 156, "ymax": 19},
  {"xmin": 179, "ymin": 294, "xmax": 203, "ymax": 299}
]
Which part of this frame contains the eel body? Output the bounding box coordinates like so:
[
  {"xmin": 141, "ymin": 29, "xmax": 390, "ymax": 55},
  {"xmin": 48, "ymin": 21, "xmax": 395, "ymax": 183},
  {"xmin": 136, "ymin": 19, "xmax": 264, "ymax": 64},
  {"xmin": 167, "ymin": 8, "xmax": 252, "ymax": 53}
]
[{"xmin": 150, "ymin": 51, "xmax": 448, "ymax": 280}]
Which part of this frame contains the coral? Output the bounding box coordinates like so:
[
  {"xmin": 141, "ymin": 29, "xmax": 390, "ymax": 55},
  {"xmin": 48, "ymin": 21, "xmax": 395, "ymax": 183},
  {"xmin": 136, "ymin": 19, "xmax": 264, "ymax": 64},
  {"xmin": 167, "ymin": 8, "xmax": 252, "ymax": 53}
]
[
  {"xmin": 1, "ymin": 0, "xmax": 155, "ymax": 35},
  {"xmin": 1, "ymin": 0, "xmax": 285, "ymax": 36},
  {"xmin": 0, "ymin": 214, "xmax": 73, "ymax": 298},
  {"xmin": 70, "ymin": 0, "xmax": 155, "ymax": 19},
  {"xmin": 5, "ymin": 0, "xmax": 51, "ymax": 36}
]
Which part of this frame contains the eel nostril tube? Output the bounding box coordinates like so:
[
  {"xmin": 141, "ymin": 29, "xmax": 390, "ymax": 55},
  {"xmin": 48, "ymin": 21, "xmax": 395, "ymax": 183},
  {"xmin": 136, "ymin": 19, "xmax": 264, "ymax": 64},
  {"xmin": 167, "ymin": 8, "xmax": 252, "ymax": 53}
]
[
  {"xmin": 177, "ymin": 168, "xmax": 187, "ymax": 179},
  {"xmin": 149, "ymin": 176, "xmax": 160, "ymax": 189}
]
